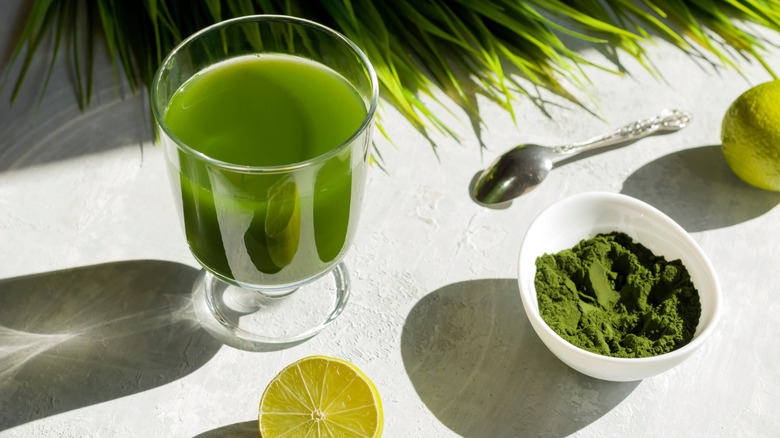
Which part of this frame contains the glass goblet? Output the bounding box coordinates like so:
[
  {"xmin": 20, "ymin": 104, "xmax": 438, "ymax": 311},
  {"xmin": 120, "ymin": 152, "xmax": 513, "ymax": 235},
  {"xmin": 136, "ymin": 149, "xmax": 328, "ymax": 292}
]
[{"xmin": 150, "ymin": 15, "xmax": 377, "ymax": 347}]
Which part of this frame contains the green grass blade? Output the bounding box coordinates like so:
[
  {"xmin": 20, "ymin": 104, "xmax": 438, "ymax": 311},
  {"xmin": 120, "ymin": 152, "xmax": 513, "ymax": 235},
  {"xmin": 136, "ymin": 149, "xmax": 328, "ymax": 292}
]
[
  {"xmin": 36, "ymin": 0, "xmax": 67, "ymax": 110},
  {"xmin": 204, "ymin": 0, "xmax": 221, "ymax": 22},
  {"xmin": 70, "ymin": 0, "xmax": 85, "ymax": 110},
  {"xmin": 96, "ymin": 0, "xmax": 119, "ymax": 94},
  {"xmin": 10, "ymin": 0, "xmax": 59, "ymax": 104},
  {"xmin": 143, "ymin": 0, "xmax": 162, "ymax": 66},
  {"xmin": 85, "ymin": 0, "xmax": 96, "ymax": 104},
  {"xmin": 1, "ymin": 0, "xmax": 56, "ymax": 95}
]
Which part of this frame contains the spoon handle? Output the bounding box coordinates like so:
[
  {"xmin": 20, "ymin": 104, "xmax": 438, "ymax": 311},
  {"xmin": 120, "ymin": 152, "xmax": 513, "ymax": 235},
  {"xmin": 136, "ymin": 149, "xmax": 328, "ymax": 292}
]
[{"xmin": 553, "ymin": 109, "xmax": 692, "ymax": 156}]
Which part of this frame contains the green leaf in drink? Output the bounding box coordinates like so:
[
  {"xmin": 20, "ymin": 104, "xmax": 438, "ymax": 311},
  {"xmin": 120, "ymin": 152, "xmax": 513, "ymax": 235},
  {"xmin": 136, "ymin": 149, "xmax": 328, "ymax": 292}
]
[{"xmin": 265, "ymin": 180, "xmax": 301, "ymax": 269}]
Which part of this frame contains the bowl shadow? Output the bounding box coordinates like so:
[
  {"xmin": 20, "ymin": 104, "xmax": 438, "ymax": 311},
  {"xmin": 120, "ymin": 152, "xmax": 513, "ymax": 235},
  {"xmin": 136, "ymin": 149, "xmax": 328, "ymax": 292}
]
[
  {"xmin": 0, "ymin": 260, "xmax": 222, "ymax": 431},
  {"xmin": 621, "ymin": 145, "xmax": 780, "ymax": 232},
  {"xmin": 401, "ymin": 279, "xmax": 639, "ymax": 437}
]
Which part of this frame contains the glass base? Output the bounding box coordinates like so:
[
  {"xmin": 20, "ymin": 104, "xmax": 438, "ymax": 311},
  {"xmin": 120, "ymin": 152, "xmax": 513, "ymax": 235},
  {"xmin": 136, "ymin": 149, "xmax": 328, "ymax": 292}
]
[{"xmin": 192, "ymin": 263, "xmax": 350, "ymax": 350}]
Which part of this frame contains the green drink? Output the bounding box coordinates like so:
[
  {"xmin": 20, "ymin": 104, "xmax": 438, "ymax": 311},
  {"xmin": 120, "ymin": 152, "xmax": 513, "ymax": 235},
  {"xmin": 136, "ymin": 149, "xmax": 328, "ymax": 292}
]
[
  {"xmin": 164, "ymin": 54, "xmax": 367, "ymax": 286},
  {"xmin": 164, "ymin": 54, "xmax": 367, "ymax": 167},
  {"xmin": 152, "ymin": 15, "xmax": 377, "ymax": 344}
]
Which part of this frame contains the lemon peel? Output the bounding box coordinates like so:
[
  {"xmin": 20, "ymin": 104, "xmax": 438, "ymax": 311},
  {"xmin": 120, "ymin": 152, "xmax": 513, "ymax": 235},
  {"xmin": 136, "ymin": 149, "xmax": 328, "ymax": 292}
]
[{"xmin": 721, "ymin": 80, "xmax": 780, "ymax": 191}]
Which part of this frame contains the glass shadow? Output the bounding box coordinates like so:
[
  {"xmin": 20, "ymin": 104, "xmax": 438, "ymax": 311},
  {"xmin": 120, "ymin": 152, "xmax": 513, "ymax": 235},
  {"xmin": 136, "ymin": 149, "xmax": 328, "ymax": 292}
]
[
  {"xmin": 401, "ymin": 279, "xmax": 639, "ymax": 437},
  {"xmin": 0, "ymin": 260, "xmax": 221, "ymax": 431}
]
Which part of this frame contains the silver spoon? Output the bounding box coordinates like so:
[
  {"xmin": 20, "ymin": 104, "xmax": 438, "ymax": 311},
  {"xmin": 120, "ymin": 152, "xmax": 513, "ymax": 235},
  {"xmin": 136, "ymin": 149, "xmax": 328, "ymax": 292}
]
[{"xmin": 472, "ymin": 109, "xmax": 692, "ymax": 207}]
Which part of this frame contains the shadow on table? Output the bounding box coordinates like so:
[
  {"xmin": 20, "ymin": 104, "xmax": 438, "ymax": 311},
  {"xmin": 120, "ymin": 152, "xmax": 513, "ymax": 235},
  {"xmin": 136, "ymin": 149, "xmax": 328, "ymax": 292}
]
[
  {"xmin": 192, "ymin": 420, "xmax": 258, "ymax": 437},
  {"xmin": 0, "ymin": 1, "xmax": 153, "ymax": 174},
  {"xmin": 621, "ymin": 145, "xmax": 780, "ymax": 232},
  {"xmin": 0, "ymin": 90, "xmax": 153, "ymax": 173},
  {"xmin": 0, "ymin": 260, "xmax": 221, "ymax": 432},
  {"xmin": 401, "ymin": 279, "xmax": 639, "ymax": 437}
]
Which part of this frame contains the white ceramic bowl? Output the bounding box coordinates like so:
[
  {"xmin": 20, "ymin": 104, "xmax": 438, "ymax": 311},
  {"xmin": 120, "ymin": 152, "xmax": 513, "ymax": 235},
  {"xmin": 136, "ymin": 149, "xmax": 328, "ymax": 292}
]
[{"xmin": 518, "ymin": 192, "xmax": 721, "ymax": 381}]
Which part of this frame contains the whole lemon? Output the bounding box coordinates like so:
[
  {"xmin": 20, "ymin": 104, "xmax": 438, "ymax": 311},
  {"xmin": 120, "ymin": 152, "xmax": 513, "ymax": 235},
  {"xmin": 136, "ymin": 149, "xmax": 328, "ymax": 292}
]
[{"xmin": 721, "ymin": 80, "xmax": 780, "ymax": 191}]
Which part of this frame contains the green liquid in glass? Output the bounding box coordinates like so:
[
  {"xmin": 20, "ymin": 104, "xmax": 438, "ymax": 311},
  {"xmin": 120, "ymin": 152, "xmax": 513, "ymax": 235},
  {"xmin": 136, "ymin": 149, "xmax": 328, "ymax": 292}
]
[{"xmin": 164, "ymin": 54, "xmax": 368, "ymax": 286}]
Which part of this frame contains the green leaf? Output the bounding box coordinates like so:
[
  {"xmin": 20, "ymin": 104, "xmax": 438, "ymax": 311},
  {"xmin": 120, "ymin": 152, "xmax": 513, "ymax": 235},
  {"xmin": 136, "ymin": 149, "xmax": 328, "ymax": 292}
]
[
  {"xmin": 70, "ymin": 0, "xmax": 85, "ymax": 110},
  {"xmin": 4, "ymin": 0, "xmax": 780, "ymax": 152},
  {"xmin": 10, "ymin": 0, "xmax": 59, "ymax": 104},
  {"xmin": 36, "ymin": 0, "xmax": 67, "ymax": 110},
  {"xmin": 0, "ymin": 0, "xmax": 56, "ymax": 95}
]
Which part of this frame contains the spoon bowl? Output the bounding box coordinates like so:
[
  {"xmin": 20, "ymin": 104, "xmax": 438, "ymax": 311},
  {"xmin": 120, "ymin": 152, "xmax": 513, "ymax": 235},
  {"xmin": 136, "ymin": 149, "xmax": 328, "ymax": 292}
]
[{"xmin": 473, "ymin": 144, "xmax": 554, "ymax": 205}]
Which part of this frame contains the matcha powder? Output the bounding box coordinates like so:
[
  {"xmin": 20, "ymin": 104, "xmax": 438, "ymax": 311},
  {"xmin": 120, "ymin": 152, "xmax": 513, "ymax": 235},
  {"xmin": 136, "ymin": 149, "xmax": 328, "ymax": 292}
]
[{"xmin": 535, "ymin": 232, "xmax": 702, "ymax": 358}]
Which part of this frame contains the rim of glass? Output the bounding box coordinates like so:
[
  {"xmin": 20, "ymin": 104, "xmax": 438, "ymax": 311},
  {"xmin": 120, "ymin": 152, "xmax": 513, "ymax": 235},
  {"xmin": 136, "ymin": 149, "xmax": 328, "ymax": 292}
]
[{"xmin": 150, "ymin": 14, "xmax": 379, "ymax": 173}]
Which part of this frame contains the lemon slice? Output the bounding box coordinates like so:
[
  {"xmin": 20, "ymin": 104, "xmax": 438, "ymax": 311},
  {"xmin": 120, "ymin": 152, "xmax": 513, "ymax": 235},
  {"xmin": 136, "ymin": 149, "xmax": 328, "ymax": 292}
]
[{"xmin": 259, "ymin": 356, "xmax": 383, "ymax": 438}]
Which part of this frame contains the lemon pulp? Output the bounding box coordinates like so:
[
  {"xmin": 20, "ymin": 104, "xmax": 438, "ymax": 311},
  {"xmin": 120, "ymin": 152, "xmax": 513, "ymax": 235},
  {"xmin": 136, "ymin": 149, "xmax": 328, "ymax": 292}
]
[{"xmin": 259, "ymin": 356, "xmax": 383, "ymax": 438}]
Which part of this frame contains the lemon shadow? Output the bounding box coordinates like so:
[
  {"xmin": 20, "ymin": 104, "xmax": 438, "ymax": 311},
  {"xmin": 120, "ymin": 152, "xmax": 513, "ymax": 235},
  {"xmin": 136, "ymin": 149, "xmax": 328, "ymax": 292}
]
[
  {"xmin": 401, "ymin": 279, "xmax": 638, "ymax": 437},
  {"xmin": 192, "ymin": 420, "xmax": 258, "ymax": 437},
  {"xmin": 621, "ymin": 145, "xmax": 780, "ymax": 232},
  {"xmin": 0, "ymin": 260, "xmax": 221, "ymax": 431}
]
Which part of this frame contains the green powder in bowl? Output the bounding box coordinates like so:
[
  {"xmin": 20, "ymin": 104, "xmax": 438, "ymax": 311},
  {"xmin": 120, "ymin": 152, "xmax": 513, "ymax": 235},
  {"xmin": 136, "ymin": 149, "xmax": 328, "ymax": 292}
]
[{"xmin": 534, "ymin": 231, "xmax": 702, "ymax": 359}]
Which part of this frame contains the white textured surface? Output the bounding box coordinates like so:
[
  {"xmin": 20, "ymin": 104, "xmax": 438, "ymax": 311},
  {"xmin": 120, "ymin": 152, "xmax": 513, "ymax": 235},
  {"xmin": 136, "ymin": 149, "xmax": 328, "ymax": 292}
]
[{"xmin": 1, "ymin": 3, "xmax": 780, "ymax": 437}]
